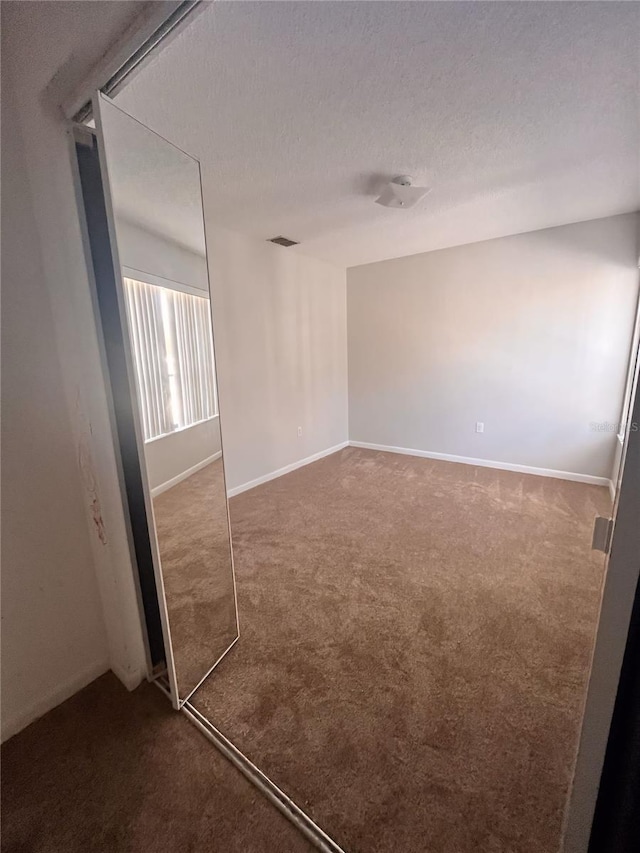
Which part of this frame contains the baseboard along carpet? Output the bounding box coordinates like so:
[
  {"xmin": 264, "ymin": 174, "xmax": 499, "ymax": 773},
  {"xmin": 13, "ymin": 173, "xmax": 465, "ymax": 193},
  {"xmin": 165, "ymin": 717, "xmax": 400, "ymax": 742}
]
[{"xmin": 190, "ymin": 446, "xmax": 610, "ymax": 853}]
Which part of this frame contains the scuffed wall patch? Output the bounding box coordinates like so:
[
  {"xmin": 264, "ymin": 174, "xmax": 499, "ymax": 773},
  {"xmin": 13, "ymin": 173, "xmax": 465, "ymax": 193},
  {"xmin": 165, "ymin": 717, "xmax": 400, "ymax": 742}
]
[{"xmin": 75, "ymin": 390, "xmax": 107, "ymax": 545}]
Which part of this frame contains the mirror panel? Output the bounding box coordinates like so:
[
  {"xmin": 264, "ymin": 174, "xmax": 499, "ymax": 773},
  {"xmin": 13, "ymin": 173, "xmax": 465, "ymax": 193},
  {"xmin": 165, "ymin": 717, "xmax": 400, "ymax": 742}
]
[{"xmin": 96, "ymin": 95, "xmax": 238, "ymax": 702}]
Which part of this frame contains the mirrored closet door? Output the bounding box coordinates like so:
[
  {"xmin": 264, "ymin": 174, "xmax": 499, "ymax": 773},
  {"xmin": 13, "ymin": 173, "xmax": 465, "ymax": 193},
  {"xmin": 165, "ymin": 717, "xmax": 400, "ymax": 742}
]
[{"xmin": 81, "ymin": 93, "xmax": 238, "ymax": 707}]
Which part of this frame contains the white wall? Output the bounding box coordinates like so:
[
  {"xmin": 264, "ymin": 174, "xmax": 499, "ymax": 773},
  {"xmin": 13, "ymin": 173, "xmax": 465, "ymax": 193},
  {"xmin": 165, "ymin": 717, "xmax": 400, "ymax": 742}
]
[
  {"xmin": 116, "ymin": 217, "xmax": 209, "ymax": 294},
  {"xmin": 117, "ymin": 210, "xmax": 348, "ymax": 497},
  {"xmin": 348, "ymin": 214, "xmax": 639, "ymax": 480},
  {"xmin": 112, "ymin": 142, "xmax": 349, "ymax": 495},
  {"xmin": 119, "ymin": 221, "xmax": 349, "ymax": 496},
  {"xmin": 1, "ymin": 27, "xmax": 111, "ymax": 741},
  {"xmin": 145, "ymin": 417, "xmax": 222, "ymax": 494},
  {"xmin": 207, "ymin": 227, "xmax": 348, "ymax": 492},
  {"xmin": 1, "ymin": 1, "xmax": 152, "ymax": 740}
]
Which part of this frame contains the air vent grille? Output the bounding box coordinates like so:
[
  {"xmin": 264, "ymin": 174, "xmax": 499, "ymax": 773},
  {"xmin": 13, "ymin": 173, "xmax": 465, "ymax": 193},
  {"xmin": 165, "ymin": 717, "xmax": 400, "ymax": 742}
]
[{"xmin": 268, "ymin": 236, "xmax": 299, "ymax": 247}]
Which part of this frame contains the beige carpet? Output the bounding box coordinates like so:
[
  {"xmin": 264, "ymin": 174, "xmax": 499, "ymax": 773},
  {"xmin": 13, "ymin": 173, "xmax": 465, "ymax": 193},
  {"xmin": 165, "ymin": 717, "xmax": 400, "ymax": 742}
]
[
  {"xmin": 154, "ymin": 458, "xmax": 237, "ymax": 697},
  {"xmin": 0, "ymin": 674, "xmax": 314, "ymax": 853},
  {"xmin": 191, "ymin": 447, "xmax": 610, "ymax": 853}
]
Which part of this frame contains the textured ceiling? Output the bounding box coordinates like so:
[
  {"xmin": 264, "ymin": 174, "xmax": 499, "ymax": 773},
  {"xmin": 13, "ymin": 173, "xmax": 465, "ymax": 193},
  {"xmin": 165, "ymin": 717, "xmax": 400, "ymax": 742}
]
[
  {"xmin": 100, "ymin": 97, "xmax": 206, "ymax": 257},
  {"xmin": 115, "ymin": 1, "xmax": 640, "ymax": 268}
]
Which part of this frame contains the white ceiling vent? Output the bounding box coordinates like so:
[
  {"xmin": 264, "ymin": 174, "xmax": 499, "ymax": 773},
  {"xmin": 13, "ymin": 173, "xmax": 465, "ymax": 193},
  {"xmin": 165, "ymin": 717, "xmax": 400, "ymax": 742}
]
[{"xmin": 375, "ymin": 176, "xmax": 430, "ymax": 209}]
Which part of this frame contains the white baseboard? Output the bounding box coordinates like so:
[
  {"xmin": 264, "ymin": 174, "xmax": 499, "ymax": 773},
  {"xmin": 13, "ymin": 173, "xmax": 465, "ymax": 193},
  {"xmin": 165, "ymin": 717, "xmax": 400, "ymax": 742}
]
[
  {"xmin": 111, "ymin": 662, "xmax": 146, "ymax": 692},
  {"xmin": 1, "ymin": 658, "xmax": 109, "ymax": 743},
  {"xmin": 151, "ymin": 451, "xmax": 222, "ymax": 497},
  {"xmin": 608, "ymin": 479, "xmax": 617, "ymax": 503},
  {"xmin": 349, "ymin": 441, "xmax": 613, "ymax": 490},
  {"xmin": 228, "ymin": 441, "xmax": 349, "ymax": 498}
]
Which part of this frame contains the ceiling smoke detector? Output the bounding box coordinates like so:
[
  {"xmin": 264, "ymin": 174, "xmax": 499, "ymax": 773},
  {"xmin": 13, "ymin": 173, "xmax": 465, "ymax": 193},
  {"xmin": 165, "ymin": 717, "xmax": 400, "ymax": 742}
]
[{"xmin": 375, "ymin": 176, "xmax": 430, "ymax": 209}]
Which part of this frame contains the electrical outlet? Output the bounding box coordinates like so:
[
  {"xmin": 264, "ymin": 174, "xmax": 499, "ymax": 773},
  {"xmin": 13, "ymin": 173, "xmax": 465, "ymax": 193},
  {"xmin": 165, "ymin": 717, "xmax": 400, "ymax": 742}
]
[
  {"xmin": 297, "ymin": 426, "xmax": 303, "ymax": 437},
  {"xmin": 476, "ymin": 422, "xmax": 484, "ymax": 434}
]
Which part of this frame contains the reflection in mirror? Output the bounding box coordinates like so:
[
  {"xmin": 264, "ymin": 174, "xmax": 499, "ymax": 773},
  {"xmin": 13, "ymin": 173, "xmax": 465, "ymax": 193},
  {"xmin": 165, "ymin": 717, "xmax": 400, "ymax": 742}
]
[{"xmin": 97, "ymin": 95, "xmax": 238, "ymax": 701}]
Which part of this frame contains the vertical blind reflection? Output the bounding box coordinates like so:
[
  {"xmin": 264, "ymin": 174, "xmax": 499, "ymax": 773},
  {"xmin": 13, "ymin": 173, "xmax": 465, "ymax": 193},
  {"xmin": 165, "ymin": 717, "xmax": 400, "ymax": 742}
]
[{"xmin": 123, "ymin": 277, "xmax": 217, "ymax": 441}]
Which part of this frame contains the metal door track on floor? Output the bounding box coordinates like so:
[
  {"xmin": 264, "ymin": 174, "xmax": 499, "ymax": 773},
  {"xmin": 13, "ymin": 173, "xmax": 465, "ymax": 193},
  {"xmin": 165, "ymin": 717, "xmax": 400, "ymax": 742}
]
[{"xmin": 155, "ymin": 678, "xmax": 346, "ymax": 853}]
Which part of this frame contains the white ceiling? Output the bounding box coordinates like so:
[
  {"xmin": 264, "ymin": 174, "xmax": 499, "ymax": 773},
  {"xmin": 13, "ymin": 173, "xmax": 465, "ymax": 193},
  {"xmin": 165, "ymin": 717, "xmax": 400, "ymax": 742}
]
[
  {"xmin": 99, "ymin": 96, "xmax": 206, "ymax": 257},
  {"xmin": 115, "ymin": 1, "xmax": 640, "ymax": 268}
]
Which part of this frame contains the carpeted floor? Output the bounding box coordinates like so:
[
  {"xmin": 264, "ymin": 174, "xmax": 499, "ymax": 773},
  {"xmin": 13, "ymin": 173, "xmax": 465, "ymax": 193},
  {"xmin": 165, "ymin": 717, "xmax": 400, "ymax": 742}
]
[
  {"xmin": 154, "ymin": 458, "xmax": 238, "ymax": 698},
  {"xmin": 0, "ymin": 673, "xmax": 314, "ymax": 853},
  {"xmin": 190, "ymin": 447, "xmax": 610, "ymax": 853},
  {"xmin": 2, "ymin": 449, "xmax": 609, "ymax": 853}
]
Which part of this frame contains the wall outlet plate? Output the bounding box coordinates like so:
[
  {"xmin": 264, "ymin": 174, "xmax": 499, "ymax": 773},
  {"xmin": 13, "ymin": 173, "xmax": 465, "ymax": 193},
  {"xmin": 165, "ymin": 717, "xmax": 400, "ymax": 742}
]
[{"xmin": 476, "ymin": 422, "xmax": 484, "ymax": 433}]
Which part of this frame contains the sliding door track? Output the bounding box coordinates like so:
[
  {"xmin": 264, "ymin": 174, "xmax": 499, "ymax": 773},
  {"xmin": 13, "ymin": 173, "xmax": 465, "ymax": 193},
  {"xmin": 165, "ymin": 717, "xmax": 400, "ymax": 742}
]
[
  {"xmin": 154, "ymin": 676, "xmax": 345, "ymax": 852},
  {"xmin": 181, "ymin": 700, "xmax": 347, "ymax": 853}
]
